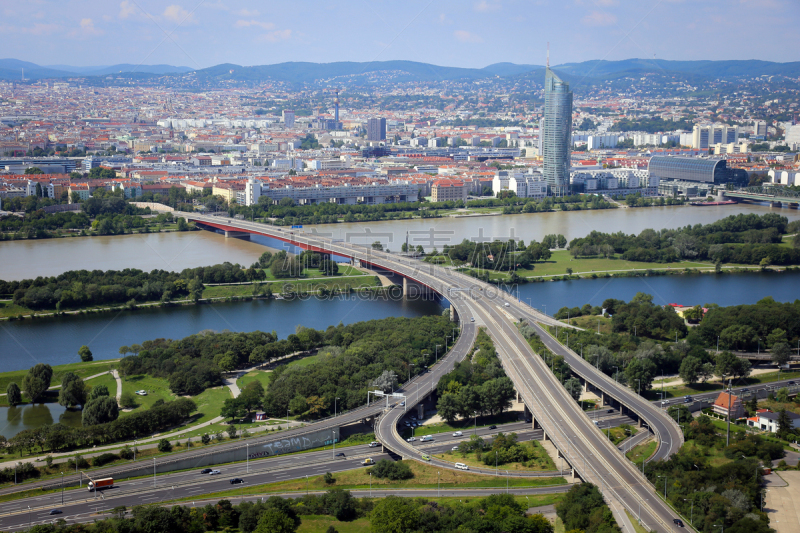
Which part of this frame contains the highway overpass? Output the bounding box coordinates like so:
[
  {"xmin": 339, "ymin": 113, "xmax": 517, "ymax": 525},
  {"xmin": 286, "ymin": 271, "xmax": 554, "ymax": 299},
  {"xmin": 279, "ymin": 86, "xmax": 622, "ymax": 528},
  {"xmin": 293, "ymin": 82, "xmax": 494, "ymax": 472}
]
[{"xmin": 185, "ymin": 213, "xmax": 687, "ymax": 532}]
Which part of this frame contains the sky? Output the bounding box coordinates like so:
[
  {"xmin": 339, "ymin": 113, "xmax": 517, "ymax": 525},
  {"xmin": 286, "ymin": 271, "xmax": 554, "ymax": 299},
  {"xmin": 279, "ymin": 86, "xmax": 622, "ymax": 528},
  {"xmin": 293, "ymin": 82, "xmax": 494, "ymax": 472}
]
[{"xmin": 1, "ymin": 0, "xmax": 799, "ymax": 69}]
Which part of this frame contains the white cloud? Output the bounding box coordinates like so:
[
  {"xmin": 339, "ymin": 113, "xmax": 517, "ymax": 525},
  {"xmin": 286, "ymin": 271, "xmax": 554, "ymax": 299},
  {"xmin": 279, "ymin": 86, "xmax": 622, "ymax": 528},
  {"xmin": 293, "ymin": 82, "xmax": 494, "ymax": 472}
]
[
  {"xmin": 69, "ymin": 18, "xmax": 103, "ymax": 38},
  {"xmin": 581, "ymin": 10, "xmax": 617, "ymax": 26},
  {"xmin": 235, "ymin": 19, "xmax": 274, "ymax": 30},
  {"xmin": 439, "ymin": 13, "xmax": 453, "ymax": 24},
  {"xmin": 258, "ymin": 29, "xmax": 291, "ymax": 42},
  {"xmin": 119, "ymin": 1, "xmax": 136, "ymax": 19},
  {"xmin": 163, "ymin": 5, "xmax": 196, "ymax": 24},
  {"xmin": 474, "ymin": 0, "xmax": 501, "ymax": 12},
  {"xmin": 237, "ymin": 8, "xmax": 260, "ymax": 17},
  {"xmin": 454, "ymin": 30, "xmax": 483, "ymax": 43}
]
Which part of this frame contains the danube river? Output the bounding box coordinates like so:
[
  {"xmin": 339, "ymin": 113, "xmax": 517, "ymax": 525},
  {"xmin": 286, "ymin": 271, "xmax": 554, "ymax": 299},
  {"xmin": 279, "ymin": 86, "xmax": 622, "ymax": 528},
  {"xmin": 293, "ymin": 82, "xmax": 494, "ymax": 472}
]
[{"xmin": 2, "ymin": 203, "xmax": 800, "ymax": 280}]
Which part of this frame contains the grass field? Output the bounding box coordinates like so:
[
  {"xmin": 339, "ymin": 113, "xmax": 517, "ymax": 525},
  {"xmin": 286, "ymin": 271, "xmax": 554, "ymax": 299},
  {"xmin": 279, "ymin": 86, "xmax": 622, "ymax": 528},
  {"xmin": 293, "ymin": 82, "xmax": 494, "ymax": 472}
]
[
  {"xmin": 87, "ymin": 371, "xmax": 118, "ymax": 398},
  {"xmin": 188, "ymin": 385, "xmax": 232, "ymax": 425},
  {"xmin": 400, "ymin": 412, "xmax": 522, "ymax": 439},
  {"xmin": 626, "ymin": 440, "xmax": 657, "ymax": 464},
  {"xmin": 0, "ymin": 360, "xmax": 118, "ymax": 407},
  {"xmin": 565, "ymin": 315, "xmax": 613, "ymax": 334},
  {"xmin": 237, "ymin": 370, "xmax": 272, "ymax": 392},
  {"xmin": 171, "ymin": 459, "xmax": 566, "ymax": 502},
  {"xmin": 0, "ymin": 301, "xmax": 34, "ymax": 318},
  {"xmin": 606, "ymin": 426, "xmax": 637, "ymax": 446},
  {"xmin": 119, "ymin": 374, "xmax": 176, "ymax": 414},
  {"xmin": 202, "ymin": 276, "xmax": 380, "ymax": 299},
  {"xmin": 625, "ymin": 510, "xmax": 652, "ymax": 533},
  {"xmin": 437, "ymin": 440, "xmax": 557, "ymax": 471},
  {"xmin": 512, "ymin": 250, "xmax": 714, "ymax": 278},
  {"xmin": 286, "ymin": 354, "xmax": 322, "ymax": 369},
  {"xmin": 647, "ymin": 370, "xmax": 800, "ymax": 400}
]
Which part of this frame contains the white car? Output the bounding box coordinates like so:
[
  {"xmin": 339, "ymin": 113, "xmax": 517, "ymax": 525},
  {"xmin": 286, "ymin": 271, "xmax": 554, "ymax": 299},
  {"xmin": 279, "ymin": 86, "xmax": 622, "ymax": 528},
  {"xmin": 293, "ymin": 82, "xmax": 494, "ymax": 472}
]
[
  {"xmin": 135, "ymin": 390, "xmax": 147, "ymax": 396},
  {"xmin": 452, "ymin": 446, "xmax": 459, "ymax": 451},
  {"xmin": 209, "ymin": 470, "xmax": 221, "ymax": 475},
  {"xmin": 369, "ymin": 442, "xmax": 379, "ymax": 448},
  {"xmin": 452, "ymin": 431, "xmax": 463, "ymax": 437},
  {"xmin": 407, "ymin": 437, "xmax": 416, "ymax": 442},
  {"xmin": 455, "ymin": 462, "xmax": 469, "ymax": 470}
]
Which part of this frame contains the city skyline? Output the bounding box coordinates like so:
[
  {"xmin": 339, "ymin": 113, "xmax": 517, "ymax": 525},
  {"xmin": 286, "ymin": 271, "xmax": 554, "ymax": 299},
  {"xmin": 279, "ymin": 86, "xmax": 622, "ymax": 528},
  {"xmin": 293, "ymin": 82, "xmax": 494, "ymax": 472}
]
[{"xmin": 1, "ymin": 0, "xmax": 799, "ymax": 69}]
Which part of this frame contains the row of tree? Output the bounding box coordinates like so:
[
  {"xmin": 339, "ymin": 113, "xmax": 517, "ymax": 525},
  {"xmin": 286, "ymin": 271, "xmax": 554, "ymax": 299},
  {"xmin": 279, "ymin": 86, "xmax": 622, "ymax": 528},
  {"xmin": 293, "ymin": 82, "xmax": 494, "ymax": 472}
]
[{"xmin": 568, "ymin": 213, "xmax": 797, "ymax": 265}]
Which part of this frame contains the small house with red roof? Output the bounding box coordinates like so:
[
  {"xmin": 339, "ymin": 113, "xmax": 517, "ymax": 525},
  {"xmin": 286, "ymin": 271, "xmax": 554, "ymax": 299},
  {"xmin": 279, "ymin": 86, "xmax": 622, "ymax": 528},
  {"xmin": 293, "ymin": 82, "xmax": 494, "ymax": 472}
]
[{"xmin": 713, "ymin": 392, "xmax": 744, "ymax": 419}]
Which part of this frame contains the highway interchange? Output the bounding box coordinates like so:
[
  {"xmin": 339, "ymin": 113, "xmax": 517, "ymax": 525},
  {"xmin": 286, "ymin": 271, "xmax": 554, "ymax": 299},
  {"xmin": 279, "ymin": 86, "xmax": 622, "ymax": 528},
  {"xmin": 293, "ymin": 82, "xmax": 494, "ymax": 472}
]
[{"xmin": 4, "ymin": 213, "xmax": 796, "ymax": 532}]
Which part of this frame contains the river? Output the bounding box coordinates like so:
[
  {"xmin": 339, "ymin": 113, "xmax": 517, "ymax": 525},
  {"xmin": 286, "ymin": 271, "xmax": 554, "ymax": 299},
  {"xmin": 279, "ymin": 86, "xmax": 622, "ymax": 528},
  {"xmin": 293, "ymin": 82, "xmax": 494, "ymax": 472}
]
[{"xmin": 2, "ymin": 203, "xmax": 799, "ymax": 281}]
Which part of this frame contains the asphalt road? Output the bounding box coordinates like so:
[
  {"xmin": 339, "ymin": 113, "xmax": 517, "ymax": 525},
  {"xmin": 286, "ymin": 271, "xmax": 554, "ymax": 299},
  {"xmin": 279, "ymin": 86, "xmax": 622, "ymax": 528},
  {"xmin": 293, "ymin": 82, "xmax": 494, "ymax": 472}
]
[{"xmin": 184, "ymin": 215, "xmax": 687, "ymax": 532}]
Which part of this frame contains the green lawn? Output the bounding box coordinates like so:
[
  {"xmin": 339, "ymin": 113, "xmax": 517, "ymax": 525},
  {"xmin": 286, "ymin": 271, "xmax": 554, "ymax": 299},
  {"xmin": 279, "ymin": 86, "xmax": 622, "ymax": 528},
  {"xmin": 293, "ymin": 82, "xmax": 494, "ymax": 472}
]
[
  {"xmin": 606, "ymin": 426, "xmax": 637, "ymax": 446},
  {"xmin": 286, "ymin": 354, "xmax": 321, "ymax": 369},
  {"xmin": 515, "ymin": 250, "xmax": 714, "ymax": 278},
  {"xmin": 119, "ymin": 374, "xmax": 176, "ymax": 414},
  {"xmin": 0, "ymin": 301, "xmax": 34, "ymax": 318},
  {"xmin": 0, "ymin": 360, "xmax": 118, "ymax": 403},
  {"xmin": 438, "ymin": 440, "xmax": 557, "ymax": 471},
  {"xmin": 87, "ymin": 372, "xmax": 118, "ymax": 398},
  {"xmin": 401, "ymin": 412, "xmax": 522, "ymax": 439},
  {"xmin": 647, "ymin": 370, "xmax": 800, "ymax": 400},
  {"xmin": 201, "ymin": 276, "xmax": 379, "ymax": 299},
  {"xmin": 564, "ymin": 315, "xmax": 612, "ymax": 334},
  {"xmin": 626, "ymin": 441, "xmax": 657, "ymax": 464},
  {"xmin": 188, "ymin": 385, "xmax": 232, "ymax": 425},
  {"xmin": 237, "ymin": 370, "xmax": 272, "ymax": 392}
]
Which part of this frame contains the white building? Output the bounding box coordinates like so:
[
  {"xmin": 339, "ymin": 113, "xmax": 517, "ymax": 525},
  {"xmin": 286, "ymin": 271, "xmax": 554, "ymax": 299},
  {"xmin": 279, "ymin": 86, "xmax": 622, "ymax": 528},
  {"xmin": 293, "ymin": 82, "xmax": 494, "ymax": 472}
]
[
  {"xmin": 282, "ymin": 110, "xmax": 295, "ymax": 129},
  {"xmin": 587, "ymin": 134, "xmax": 619, "ymax": 150},
  {"xmin": 245, "ymin": 178, "xmax": 261, "ymax": 206},
  {"xmin": 692, "ymin": 124, "xmax": 738, "ymax": 149},
  {"xmin": 746, "ymin": 410, "xmax": 800, "ymax": 433},
  {"xmin": 261, "ymin": 181, "xmax": 420, "ymax": 205},
  {"xmin": 492, "ymin": 171, "xmax": 548, "ymax": 198}
]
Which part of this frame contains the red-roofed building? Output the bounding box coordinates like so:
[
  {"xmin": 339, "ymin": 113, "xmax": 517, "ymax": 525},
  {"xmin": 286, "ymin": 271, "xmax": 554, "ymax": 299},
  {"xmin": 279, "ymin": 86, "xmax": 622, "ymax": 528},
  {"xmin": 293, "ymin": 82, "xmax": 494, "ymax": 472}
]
[{"xmin": 713, "ymin": 392, "xmax": 744, "ymax": 419}]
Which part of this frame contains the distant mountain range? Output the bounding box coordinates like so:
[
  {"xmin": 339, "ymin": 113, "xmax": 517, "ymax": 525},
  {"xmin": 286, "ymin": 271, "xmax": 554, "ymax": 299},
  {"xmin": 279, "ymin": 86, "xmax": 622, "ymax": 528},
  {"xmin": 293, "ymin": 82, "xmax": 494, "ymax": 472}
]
[
  {"xmin": 0, "ymin": 58, "xmax": 192, "ymax": 80},
  {"xmin": 1, "ymin": 57, "xmax": 799, "ymax": 83}
]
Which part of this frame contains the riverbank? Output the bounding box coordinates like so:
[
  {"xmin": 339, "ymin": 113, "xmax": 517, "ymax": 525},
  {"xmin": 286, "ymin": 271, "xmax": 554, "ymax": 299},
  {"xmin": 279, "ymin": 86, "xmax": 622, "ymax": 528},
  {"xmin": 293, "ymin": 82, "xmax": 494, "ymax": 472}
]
[{"xmin": 0, "ymin": 272, "xmax": 383, "ymax": 321}]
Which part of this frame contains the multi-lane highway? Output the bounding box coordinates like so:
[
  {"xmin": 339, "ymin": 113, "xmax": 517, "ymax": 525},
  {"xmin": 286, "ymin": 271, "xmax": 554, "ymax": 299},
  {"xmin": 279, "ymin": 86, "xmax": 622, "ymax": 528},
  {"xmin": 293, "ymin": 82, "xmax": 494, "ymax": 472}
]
[{"xmin": 179, "ymin": 213, "xmax": 691, "ymax": 531}]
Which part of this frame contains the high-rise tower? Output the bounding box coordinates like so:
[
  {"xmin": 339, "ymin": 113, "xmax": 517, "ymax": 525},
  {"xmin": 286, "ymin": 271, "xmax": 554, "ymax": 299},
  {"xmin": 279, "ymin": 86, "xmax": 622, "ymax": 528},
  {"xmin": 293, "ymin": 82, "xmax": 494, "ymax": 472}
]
[
  {"xmin": 334, "ymin": 90, "xmax": 340, "ymax": 123},
  {"xmin": 541, "ymin": 51, "xmax": 573, "ymax": 196}
]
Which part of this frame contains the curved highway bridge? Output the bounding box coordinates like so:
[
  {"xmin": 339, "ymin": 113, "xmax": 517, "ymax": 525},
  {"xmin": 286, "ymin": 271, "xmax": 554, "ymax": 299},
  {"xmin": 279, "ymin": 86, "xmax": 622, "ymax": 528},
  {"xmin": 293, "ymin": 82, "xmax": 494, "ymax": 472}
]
[{"xmin": 186, "ymin": 213, "xmax": 686, "ymax": 532}]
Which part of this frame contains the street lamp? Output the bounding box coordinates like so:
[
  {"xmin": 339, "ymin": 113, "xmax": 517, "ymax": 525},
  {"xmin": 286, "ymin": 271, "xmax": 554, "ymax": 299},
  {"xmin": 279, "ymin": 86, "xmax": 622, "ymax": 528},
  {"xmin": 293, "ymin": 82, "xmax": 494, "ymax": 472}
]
[
  {"xmin": 437, "ymin": 471, "xmax": 440, "ymax": 497},
  {"xmin": 435, "ymin": 345, "xmax": 442, "ymax": 364},
  {"xmin": 683, "ymin": 497, "xmax": 694, "ymax": 524},
  {"xmin": 408, "ymin": 363, "xmax": 415, "ymax": 383},
  {"xmin": 657, "ymin": 475, "xmax": 668, "ymax": 499},
  {"xmin": 60, "ymin": 472, "xmax": 64, "ymax": 506}
]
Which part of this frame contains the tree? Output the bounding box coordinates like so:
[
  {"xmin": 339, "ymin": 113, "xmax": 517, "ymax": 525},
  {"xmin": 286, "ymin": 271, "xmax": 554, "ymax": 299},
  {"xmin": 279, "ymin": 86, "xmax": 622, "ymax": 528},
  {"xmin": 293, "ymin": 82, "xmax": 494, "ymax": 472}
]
[
  {"xmin": 715, "ymin": 351, "xmax": 739, "ymax": 380},
  {"xmin": 771, "ymin": 342, "xmax": 791, "ymax": 367},
  {"xmin": 158, "ymin": 439, "xmax": 173, "ymax": 452},
  {"xmin": 678, "ymin": 356, "xmax": 702, "ymax": 385},
  {"xmin": 766, "ymin": 328, "xmax": 787, "ymax": 348},
  {"xmin": 82, "ymin": 396, "xmax": 119, "ymax": 426},
  {"xmin": 253, "ymin": 508, "xmax": 298, "ymax": 533},
  {"xmin": 371, "ymin": 241, "xmax": 384, "ymax": 251},
  {"xmin": 58, "ymin": 373, "xmax": 86, "ymax": 408},
  {"xmin": 187, "ymin": 277, "xmax": 204, "ymax": 302},
  {"xmin": 436, "ymin": 393, "xmax": 459, "ymax": 424},
  {"xmin": 625, "ymin": 358, "xmax": 656, "ymax": 393},
  {"xmin": 288, "ymin": 394, "xmax": 307, "ymax": 416},
  {"xmin": 120, "ymin": 391, "xmax": 138, "ymax": 409},
  {"xmin": 699, "ymin": 362, "xmax": 715, "ymax": 383},
  {"xmin": 78, "ymin": 345, "xmax": 93, "ymax": 362},
  {"xmin": 563, "ymin": 377, "xmax": 582, "ymax": 400},
  {"xmin": 370, "ymin": 496, "xmax": 419, "ymax": 533},
  {"xmin": 24, "ymin": 167, "xmax": 44, "ymax": 174},
  {"xmin": 227, "ymin": 424, "xmax": 238, "ymax": 439},
  {"xmin": 776, "ymin": 409, "xmax": 794, "ymax": 440},
  {"xmin": 6, "ymin": 383, "xmax": 21, "ymax": 407},
  {"xmin": 88, "ymin": 384, "xmax": 110, "ymax": 401},
  {"xmin": 22, "ymin": 363, "xmax": 53, "ymax": 403}
]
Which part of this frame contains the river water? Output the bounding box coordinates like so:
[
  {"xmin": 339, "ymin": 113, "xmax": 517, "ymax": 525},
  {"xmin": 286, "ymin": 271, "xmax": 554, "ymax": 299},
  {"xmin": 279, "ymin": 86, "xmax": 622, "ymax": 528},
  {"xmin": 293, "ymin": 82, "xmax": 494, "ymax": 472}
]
[
  {"xmin": 2, "ymin": 203, "xmax": 799, "ymax": 281},
  {"xmin": 2, "ymin": 203, "xmax": 800, "ymax": 439}
]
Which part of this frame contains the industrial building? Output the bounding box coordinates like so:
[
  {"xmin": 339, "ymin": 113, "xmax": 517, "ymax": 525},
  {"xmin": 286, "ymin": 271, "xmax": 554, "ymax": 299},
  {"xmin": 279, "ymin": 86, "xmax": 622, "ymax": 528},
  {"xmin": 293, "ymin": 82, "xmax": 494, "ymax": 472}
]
[{"xmin": 647, "ymin": 156, "xmax": 747, "ymax": 185}]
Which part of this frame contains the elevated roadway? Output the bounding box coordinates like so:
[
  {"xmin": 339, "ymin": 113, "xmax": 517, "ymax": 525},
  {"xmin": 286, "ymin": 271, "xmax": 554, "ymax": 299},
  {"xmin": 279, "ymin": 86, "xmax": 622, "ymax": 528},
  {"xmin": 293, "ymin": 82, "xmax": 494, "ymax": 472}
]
[{"xmin": 184, "ymin": 213, "xmax": 688, "ymax": 532}]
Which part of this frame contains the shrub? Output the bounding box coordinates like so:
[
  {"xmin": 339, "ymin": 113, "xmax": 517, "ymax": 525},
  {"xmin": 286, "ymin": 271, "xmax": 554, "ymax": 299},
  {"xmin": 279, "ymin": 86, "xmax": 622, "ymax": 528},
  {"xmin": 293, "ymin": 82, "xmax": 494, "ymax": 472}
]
[
  {"xmin": 93, "ymin": 453, "xmax": 118, "ymax": 467},
  {"xmin": 119, "ymin": 392, "xmax": 138, "ymax": 409},
  {"xmin": 201, "ymin": 434, "xmax": 211, "ymax": 445},
  {"xmin": 119, "ymin": 446, "xmax": 134, "ymax": 460},
  {"xmin": 324, "ymin": 472, "xmax": 336, "ymax": 485},
  {"xmin": 157, "ymin": 439, "xmax": 172, "ymax": 453},
  {"xmin": 370, "ymin": 459, "xmax": 413, "ymax": 480}
]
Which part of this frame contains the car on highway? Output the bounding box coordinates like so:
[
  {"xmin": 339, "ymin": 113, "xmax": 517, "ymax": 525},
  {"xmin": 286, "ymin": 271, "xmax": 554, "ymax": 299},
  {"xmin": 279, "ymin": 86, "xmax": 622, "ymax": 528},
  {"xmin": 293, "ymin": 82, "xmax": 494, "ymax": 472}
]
[
  {"xmin": 49, "ymin": 510, "xmax": 62, "ymax": 515},
  {"xmin": 200, "ymin": 468, "xmax": 213, "ymax": 474},
  {"xmin": 504, "ymin": 303, "xmax": 510, "ymax": 307},
  {"xmin": 488, "ymin": 425, "xmax": 497, "ymax": 430},
  {"xmin": 455, "ymin": 462, "xmax": 469, "ymax": 470},
  {"xmin": 452, "ymin": 446, "xmax": 459, "ymax": 451},
  {"xmin": 683, "ymin": 395, "xmax": 693, "ymax": 403},
  {"xmin": 470, "ymin": 317, "xmax": 475, "ymax": 322},
  {"xmin": 369, "ymin": 441, "xmax": 379, "ymax": 447},
  {"xmin": 420, "ymin": 435, "xmax": 433, "ymax": 442},
  {"xmin": 660, "ymin": 400, "xmax": 669, "ymax": 406},
  {"xmin": 400, "ymin": 401, "xmax": 405, "ymax": 406},
  {"xmin": 452, "ymin": 431, "xmax": 463, "ymax": 437},
  {"xmin": 421, "ymin": 454, "xmax": 431, "ymax": 461},
  {"xmin": 741, "ymin": 388, "xmax": 750, "ymax": 393},
  {"xmin": 789, "ymin": 381, "xmax": 796, "ymax": 385},
  {"xmin": 404, "ymin": 421, "xmax": 411, "ymax": 426},
  {"xmin": 230, "ymin": 478, "xmax": 244, "ymax": 484},
  {"xmin": 407, "ymin": 437, "xmax": 416, "ymax": 442},
  {"xmin": 335, "ymin": 452, "xmax": 346, "ymax": 457},
  {"xmin": 209, "ymin": 470, "xmax": 221, "ymax": 475},
  {"xmin": 673, "ymin": 518, "xmax": 684, "ymax": 528}
]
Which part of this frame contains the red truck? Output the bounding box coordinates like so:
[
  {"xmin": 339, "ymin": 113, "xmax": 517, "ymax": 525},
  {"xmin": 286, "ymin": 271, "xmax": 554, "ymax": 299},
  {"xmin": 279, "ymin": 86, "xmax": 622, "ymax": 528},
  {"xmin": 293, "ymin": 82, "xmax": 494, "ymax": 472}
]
[{"xmin": 88, "ymin": 477, "xmax": 113, "ymax": 491}]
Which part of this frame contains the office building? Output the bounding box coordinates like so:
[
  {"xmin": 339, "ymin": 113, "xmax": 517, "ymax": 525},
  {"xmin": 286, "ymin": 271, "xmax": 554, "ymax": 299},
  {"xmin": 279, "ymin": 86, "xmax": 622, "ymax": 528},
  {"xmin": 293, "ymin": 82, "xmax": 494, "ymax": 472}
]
[
  {"xmin": 431, "ymin": 180, "xmax": 468, "ymax": 202},
  {"xmin": 541, "ymin": 66, "xmax": 573, "ymax": 196},
  {"xmin": 367, "ymin": 118, "xmax": 387, "ymax": 142},
  {"xmin": 648, "ymin": 156, "xmax": 747, "ymax": 184},
  {"xmin": 754, "ymin": 120, "xmax": 767, "ymax": 137},
  {"xmin": 282, "ymin": 110, "xmax": 295, "ymax": 129},
  {"xmin": 692, "ymin": 124, "xmax": 737, "ymax": 149}
]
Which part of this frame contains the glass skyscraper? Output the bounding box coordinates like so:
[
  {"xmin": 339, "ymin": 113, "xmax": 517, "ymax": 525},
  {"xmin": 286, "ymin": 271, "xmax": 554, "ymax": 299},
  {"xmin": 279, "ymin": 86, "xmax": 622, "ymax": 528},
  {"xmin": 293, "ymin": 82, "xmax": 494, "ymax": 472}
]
[{"xmin": 542, "ymin": 67, "xmax": 573, "ymax": 196}]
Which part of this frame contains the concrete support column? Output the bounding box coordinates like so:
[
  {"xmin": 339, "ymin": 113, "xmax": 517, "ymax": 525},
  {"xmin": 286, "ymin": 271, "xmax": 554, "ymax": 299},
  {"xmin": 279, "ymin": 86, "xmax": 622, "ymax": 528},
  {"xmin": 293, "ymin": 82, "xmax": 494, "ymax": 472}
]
[
  {"xmin": 450, "ymin": 306, "xmax": 458, "ymax": 323},
  {"xmin": 637, "ymin": 418, "xmax": 642, "ymax": 428},
  {"xmin": 224, "ymin": 230, "xmax": 250, "ymax": 239},
  {"xmin": 600, "ymin": 391, "xmax": 605, "ymax": 406},
  {"xmin": 402, "ymin": 277, "xmax": 408, "ymax": 298},
  {"xmin": 516, "ymin": 391, "xmax": 521, "ymax": 403},
  {"xmin": 416, "ymin": 404, "xmax": 424, "ymax": 419}
]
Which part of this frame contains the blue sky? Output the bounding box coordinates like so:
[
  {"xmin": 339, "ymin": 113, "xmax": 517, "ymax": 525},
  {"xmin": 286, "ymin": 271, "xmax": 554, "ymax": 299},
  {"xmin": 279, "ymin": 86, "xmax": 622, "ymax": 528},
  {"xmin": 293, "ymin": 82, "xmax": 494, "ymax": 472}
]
[{"xmin": 2, "ymin": 0, "xmax": 798, "ymax": 68}]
